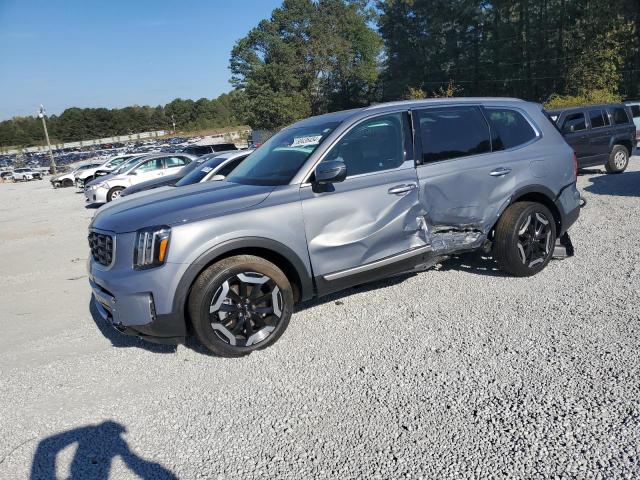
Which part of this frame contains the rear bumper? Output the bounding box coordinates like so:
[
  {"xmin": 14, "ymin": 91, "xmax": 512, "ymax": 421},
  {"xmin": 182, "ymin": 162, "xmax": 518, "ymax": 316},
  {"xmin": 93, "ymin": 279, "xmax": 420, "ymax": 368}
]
[{"xmin": 556, "ymin": 182, "xmax": 581, "ymax": 235}]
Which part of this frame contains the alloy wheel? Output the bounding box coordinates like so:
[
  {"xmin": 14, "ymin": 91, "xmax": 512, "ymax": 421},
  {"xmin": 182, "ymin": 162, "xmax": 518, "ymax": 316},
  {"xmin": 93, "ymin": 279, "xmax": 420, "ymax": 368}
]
[
  {"xmin": 209, "ymin": 272, "xmax": 283, "ymax": 347},
  {"xmin": 614, "ymin": 150, "xmax": 627, "ymax": 170},
  {"xmin": 516, "ymin": 212, "xmax": 552, "ymax": 267},
  {"xmin": 110, "ymin": 190, "xmax": 122, "ymax": 200}
]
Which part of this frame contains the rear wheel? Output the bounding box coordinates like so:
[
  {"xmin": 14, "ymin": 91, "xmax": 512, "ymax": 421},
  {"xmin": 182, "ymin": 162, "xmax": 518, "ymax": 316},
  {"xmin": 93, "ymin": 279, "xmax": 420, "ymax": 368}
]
[
  {"xmin": 494, "ymin": 202, "xmax": 556, "ymax": 277},
  {"xmin": 188, "ymin": 255, "xmax": 293, "ymax": 357},
  {"xmin": 605, "ymin": 145, "xmax": 629, "ymax": 174},
  {"xmin": 106, "ymin": 186, "xmax": 124, "ymax": 202}
]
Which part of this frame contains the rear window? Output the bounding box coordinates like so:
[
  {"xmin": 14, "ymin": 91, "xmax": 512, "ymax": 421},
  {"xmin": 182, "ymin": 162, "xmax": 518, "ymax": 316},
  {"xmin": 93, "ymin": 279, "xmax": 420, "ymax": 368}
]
[
  {"xmin": 211, "ymin": 144, "xmax": 238, "ymax": 152},
  {"xmin": 561, "ymin": 112, "xmax": 586, "ymax": 133},
  {"xmin": 611, "ymin": 107, "xmax": 630, "ymax": 125},
  {"xmin": 630, "ymin": 105, "xmax": 640, "ymax": 118},
  {"xmin": 184, "ymin": 146, "xmax": 211, "ymax": 156},
  {"xmin": 486, "ymin": 108, "xmax": 537, "ymax": 150},
  {"xmin": 416, "ymin": 106, "xmax": 491, "ymax": 163}
]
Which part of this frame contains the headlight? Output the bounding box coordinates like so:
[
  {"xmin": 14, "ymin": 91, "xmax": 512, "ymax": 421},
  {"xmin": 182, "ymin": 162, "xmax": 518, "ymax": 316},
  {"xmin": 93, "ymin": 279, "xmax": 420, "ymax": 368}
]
[{"xmin": 134, "ymin": 226, "xmax": 171, "ymax": 269}]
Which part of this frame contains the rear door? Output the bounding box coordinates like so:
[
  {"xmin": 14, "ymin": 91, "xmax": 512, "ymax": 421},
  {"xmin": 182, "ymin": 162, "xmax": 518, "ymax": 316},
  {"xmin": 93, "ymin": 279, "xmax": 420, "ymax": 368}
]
[
  {"xmin": 586, "ymin": 109, "xmax": 612, "ymax": 160},
  {"xmin": 413, "ymin": 105, "xmax": 532, "ymax": 232},
  {"xmin": 559, "ymin": 111, "xmax": 590, "ymax": 163}
]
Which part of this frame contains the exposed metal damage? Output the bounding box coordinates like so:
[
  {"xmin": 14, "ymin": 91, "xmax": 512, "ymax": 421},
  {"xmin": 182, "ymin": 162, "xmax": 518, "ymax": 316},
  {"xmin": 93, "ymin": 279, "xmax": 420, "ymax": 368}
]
[{"xmin": 417, "ymin": 216, "xmax": 486, "ymax": 254}]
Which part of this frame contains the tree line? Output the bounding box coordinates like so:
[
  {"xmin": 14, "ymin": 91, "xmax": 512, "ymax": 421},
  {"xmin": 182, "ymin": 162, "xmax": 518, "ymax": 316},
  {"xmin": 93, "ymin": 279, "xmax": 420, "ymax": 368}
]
[{"xmin": 2, "ymin": 0, "xmax": 638, "ymax": 147}]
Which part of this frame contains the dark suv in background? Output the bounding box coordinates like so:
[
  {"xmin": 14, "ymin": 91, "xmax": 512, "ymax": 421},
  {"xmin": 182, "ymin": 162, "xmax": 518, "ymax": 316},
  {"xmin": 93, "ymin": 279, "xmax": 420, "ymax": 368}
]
[
  {"xmin": 547, "ymin": 104, "xmax": 636, "ymax": 173},
  {"xmin": 182, "ymin": 143, "xmax": 238, "ymax": 156}
]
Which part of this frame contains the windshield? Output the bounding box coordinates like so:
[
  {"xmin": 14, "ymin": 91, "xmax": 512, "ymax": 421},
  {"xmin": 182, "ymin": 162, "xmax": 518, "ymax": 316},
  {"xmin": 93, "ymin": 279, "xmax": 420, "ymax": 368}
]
[
  {"xmin": 176, "ymin": 157, "xmax": 224, "ymax": 186},
  {"xmin": 226, "ymin": 122, "xmax": 339, "ymax": 186},
  {"xmin": 113, "ymin": 156, "xmax": 144, "ymax": 175}
]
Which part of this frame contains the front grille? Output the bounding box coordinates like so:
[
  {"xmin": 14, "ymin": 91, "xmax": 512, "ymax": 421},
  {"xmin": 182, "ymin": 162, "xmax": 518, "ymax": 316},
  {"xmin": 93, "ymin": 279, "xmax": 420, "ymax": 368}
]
[{"xmin": 88, "ymin": 231, "xmax": 114, "ymax": 267}]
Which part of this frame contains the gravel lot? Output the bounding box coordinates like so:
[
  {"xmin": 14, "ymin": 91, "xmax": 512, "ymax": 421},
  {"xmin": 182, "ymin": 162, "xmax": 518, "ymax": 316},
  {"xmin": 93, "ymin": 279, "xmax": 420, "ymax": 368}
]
[{"xmin": 1, "ymin": 159, "xmax": 639, "ymax": 479}]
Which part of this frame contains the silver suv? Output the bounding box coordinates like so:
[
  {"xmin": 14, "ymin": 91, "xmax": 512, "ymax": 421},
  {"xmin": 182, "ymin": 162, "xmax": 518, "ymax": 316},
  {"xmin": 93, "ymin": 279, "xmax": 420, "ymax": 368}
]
[{"xmin": 88, "ymin": 99, "xmax": 581, "ymax": 357}]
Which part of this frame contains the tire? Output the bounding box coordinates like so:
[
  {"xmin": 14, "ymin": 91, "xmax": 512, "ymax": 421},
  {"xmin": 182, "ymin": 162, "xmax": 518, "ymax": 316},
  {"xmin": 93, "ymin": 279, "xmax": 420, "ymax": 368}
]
[
  {"xmin": 188, "ymin": 255, "xmax": 294, "ymax": 357},
  {"xmin": 605, "ymin": 145, "xmax": 629, "ymax": 174},
  {"xmin": 106, "ymin": 186, "xmax": 124, "ymax": 202},
  {"xmin": 493, "ymin": 202, "xmax": 556, "ymax": 277},
  {"xmin": 62, "ymin": 178, "xmax": 73, "ymax": 188}
]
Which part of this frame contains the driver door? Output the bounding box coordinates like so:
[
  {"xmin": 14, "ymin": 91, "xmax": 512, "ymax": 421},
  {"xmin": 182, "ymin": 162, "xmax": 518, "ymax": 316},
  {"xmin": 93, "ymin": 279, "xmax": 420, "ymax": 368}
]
[
  {"xmin": 300, "ymin": 112, "xmax": 424, "ymax": 294},
  {"xmin": 129, "ymin": 158, "xmax": 164, "ymax": 185}
]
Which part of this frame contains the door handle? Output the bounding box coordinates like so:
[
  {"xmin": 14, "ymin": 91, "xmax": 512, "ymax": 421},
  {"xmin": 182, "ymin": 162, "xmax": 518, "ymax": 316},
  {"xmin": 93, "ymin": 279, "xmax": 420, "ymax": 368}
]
[
  {"xmin": 387, "ymin": 183, "xmax": 417, "ymax": 195},
  {"xmin": 489, "ymin": 167, "xmax": 512, "ymax": 177}
]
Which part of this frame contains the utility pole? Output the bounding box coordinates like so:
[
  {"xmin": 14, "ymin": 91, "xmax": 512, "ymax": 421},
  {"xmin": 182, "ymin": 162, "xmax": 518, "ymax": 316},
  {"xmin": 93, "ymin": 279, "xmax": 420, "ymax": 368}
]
[{"xmin": 38, "ymin": 105, "xmax": 56, "ymax": 174}]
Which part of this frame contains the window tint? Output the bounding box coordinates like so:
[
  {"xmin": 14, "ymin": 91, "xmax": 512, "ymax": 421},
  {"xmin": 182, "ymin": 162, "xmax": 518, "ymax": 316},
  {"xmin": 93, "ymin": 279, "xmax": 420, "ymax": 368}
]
[
  {"xmin": 562, "ymin": 112, "xmax": 586, "ymax": 133},
  {"xmin": 588, "ymin": 109, "xmax": 608, "ymax": 129},
  {"xmin": 324, "ymin": 113, "xmax": 405, "ymax": 176},
  {"xmin": 611, "ymin": 107, "xmax": 630, "ymax": 125},
  {"xmin": 165, "ymin": 156, "xmax": 189, "ymax": 168},
  {"xmin": 218, "ymin": 157, "xmax": 246, "ymax": 176},
  {"xmin": 417, "ymin": 107, "xmax": 491, "ymax": 162},
  {"xmin": 630, "ymin": 105, "xmax": 640, "ymax": 118},
  {"xmin": 486, "ymin": 108, "xmax": 537, "ymax": 150},
  {"xmin": 136, "ymin": 159, "xmax": 163, "ymax": 171}
]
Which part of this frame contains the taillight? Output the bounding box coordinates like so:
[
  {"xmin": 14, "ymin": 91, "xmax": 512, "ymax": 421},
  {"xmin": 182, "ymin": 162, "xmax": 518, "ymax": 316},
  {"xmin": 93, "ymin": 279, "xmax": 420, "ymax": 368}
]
[
  {"xmin": 572, "ymin": 152, "xmax": 578, "ymax": 181},
  {"xmin": 635, "ymin": 130, "xmax": 640, "ymax": 141}
]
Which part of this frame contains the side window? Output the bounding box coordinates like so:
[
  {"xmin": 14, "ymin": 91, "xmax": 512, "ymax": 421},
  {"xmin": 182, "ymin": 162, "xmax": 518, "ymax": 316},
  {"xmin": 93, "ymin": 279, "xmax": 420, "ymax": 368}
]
[
  {"xmin": 324, "ymin": 113, "xmax": 405, "ymax": 177},
  {"xmin": 561, "ymin": 112, "xmax": 586, "ymax": 133},
  {"xmin": 486, "ymin": 108, "xmax": 537, "ymax": 150},
  {"xmin": 588, "ymin": 109, "xmax": 607, "ymax": 129},
  {"xmin": 218, "ymin": 157, "xmax": 245, "ymax": 176},
  {"xmin": 416, "ymin": 106, "xmax": 491, "ymax": 162},
  {"xmin": 136, "ymin": 159, "xmax": 163, "ymax": 172},
  {"xmin": 166, "ymin": 156, "xmax": 189, "ymax": 168},
  {"xmin": 611, "ymin": 107, "xmax": 630, "ymax": 125}
]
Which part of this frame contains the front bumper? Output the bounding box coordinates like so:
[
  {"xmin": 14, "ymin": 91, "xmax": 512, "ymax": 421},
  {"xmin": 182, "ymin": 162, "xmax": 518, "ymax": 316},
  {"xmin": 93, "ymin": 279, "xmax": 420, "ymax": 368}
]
[{"xmin": 85, "ymin": 185, "xmax": 108, "ymax": 204}]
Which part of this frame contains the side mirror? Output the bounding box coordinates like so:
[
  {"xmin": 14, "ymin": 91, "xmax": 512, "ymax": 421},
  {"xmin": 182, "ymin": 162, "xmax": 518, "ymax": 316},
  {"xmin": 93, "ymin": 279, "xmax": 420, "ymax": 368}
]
[
  {"xmin": 128, "ymin": 171, "xmax": 137, "ymax": 176},
  {"xmin": 211, "ymin": 174, "xmax": 225, "ymax": 181},
  {"xmin": 314, "ymin": 159, "xmax": 347, "ymax": 185}
]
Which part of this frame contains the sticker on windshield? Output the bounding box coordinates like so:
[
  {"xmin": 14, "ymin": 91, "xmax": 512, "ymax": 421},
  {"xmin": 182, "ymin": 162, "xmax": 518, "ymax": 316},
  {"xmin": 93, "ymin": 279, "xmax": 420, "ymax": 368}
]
[
  {"xmin": 291, "ymin": 135, "xmax": 322, "ymax": 147},
  {"xmin": 201, "ymin": 167, "xmax": 213, "ymax": 173}
]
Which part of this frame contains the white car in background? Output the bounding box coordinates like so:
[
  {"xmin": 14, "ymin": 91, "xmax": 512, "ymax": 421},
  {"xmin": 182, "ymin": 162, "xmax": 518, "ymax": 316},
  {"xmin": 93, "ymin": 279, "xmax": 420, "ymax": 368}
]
[
  {"xmin": 12, "ymin": 168, "xmax": 39, "ymax": 181},
  {"xmin": 50, "ymin": 162, "xmax": 104, "ymax": 188},
  {"xmin": 84, "ymin": 153, "xmax": 195, "ymax": 203},
  {"xmin": 75, "ymin": 154, "xmax": 139, "ymax": 188}
]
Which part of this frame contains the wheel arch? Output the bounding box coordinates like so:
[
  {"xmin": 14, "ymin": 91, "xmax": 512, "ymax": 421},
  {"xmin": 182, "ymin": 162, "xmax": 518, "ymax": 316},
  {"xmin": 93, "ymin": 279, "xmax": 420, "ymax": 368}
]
[
  {"xmin": 612, "ymin": 139, "xmax": 633, "ymax": 157},
  {"xmin": 174, "ymin": 237, "xmax": 314, "ymax": 329},
  {"xmin": 494, "ymin": 185, "xmax": 563, "ymax": 236}
]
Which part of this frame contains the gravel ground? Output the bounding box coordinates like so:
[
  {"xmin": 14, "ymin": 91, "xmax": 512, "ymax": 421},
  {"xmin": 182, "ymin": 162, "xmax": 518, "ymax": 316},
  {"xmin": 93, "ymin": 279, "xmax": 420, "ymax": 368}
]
[{"xmin": 1, "ymin": 159, "xmax": 639, "ymax": 479}]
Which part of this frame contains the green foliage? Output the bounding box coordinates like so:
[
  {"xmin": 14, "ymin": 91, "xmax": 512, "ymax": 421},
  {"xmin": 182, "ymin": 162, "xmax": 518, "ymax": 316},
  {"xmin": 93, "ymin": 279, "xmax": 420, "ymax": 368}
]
[
  {"xmin": 544, "ymin": 90, "xmax": 623, "ymax": 110},
  {"xmin": 378, "ymin": 0, "xmax": 640, "ymax": 102},
  {"xmin": 0, "ymin": 94, "xmax": 245, "ymax": 148},
  {"xmin": 230, "ymin": 0, "xmax": 381, "ymax": 130}
]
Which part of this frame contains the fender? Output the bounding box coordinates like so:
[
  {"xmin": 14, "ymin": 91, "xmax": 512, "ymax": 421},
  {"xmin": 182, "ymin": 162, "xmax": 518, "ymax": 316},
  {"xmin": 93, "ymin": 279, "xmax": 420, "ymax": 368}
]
[
  {"xmin": 171, "ymin": 236, "xmax": 315, "ymax": 319},
  {"xmin": 495, "ymin": 183, "xmax": 568, "ymax": 232}
]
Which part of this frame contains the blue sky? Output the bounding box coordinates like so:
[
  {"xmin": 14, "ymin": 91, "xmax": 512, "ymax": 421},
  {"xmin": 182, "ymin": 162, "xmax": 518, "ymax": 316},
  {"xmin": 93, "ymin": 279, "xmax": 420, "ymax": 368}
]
[{"xmin": 0, "ymin": 0, "xmax": 282, "ymax": 120}]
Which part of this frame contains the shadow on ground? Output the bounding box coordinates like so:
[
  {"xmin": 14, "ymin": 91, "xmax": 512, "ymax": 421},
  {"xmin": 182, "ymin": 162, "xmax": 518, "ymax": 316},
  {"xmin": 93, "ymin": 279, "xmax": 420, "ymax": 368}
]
[
  {"xmin": 30, "ymin": 420, "xmax": 177, "ymax": 480},
  {"xmin": 89, "ymin": 298, "xmax": 176, "ymax": 354},
  {"xmin": 583, "ymin": 170, "xmax": 640, "ymax": 197}
]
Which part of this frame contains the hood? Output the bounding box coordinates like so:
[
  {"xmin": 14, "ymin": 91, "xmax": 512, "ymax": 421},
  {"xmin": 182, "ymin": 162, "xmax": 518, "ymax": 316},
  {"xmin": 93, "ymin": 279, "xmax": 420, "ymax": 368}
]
[
  {"xmin": 121, "ymin": 174, "xmax": 182, "ymax": 197},
  {"xmin": 85, "ymin": 172, "xmax": 117, "ymax": 188},
  {"xmin": 90, "ymin": 181, "xmax": 275, "ymax": 234}
]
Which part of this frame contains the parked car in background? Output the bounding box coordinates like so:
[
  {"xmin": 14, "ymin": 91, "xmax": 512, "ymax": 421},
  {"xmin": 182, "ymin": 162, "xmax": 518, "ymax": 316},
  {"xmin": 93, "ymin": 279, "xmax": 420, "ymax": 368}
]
[
  {"xmin": 624, "ymin": 100, "xmax": 640, "ymax": 150},
  {"xmin": 0, "ymin": 171, "xmax": 13, "ymax": 180},
  {"xmin": 88, "ymin": 98, "xmax": 581, "ymax": 357},
  {"xmin": 51, "ymin": 162, "xmax": 104, "ymax": 188},
  {"xmin": 12, "ymin": 168, "xmax": 37, "ymax": 181},
  {"xmin": 182, "ymin": 143, "xmax": 238, "ymax": 156},
  {"xmin": 75, "ymin": 154, "xmax": 138, "ymax": 188},
  {"xmin": 120, "ymin": 150, "xmax": 253, "ymax": 198},
  {"xmin": 547, "ymin": 103, "xmax": 636, "ymax": 173},
  {"xmin": 85, "ymin": 153, "xmax": 194, "ymax": 203}
]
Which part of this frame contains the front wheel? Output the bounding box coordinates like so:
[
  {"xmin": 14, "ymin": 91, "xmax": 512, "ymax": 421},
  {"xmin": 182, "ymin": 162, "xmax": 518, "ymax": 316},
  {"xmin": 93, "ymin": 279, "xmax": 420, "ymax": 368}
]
[
  {"xmin": 106, "ymin": 186, "xmax": 124, "ymax": 202},
  {"xmin": 605, "ymin": 145, "xmax": 629, "ymax": 174},
  {"xmin": 493, "ymin": 202, "xmax": 556, "ymax": 277},
  {"xmin": 188, "ymin": 255, "xmax": 293, "ymax": 357},
  {"xmin": 62, "ymin": 178, "xmax": 74, "ymax": 188}
]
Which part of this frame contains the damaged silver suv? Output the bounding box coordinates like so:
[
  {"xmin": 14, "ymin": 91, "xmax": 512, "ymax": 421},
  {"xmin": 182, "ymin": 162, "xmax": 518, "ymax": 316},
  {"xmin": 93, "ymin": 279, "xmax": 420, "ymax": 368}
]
[{"xmin": 88, "ymin": 99, "xmax": 581, "ymax": 357}]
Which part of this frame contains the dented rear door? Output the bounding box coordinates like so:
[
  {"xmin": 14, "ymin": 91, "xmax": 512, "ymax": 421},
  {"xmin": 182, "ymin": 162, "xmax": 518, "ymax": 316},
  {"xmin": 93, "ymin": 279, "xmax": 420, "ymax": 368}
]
[{"xmin": 412, "ymin": 105, "xmax": 524, "ymax": 235}]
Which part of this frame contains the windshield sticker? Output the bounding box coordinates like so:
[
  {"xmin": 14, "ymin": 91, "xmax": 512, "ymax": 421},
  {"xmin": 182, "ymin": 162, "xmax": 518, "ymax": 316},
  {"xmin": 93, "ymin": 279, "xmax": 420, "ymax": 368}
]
[
  {"xmin": 201, "ymin": 167, "xmax": 213, "ymax": 173},
  {"xmin": 291, "ymin": 135, "xmax": 322, "ymax": 147}
]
